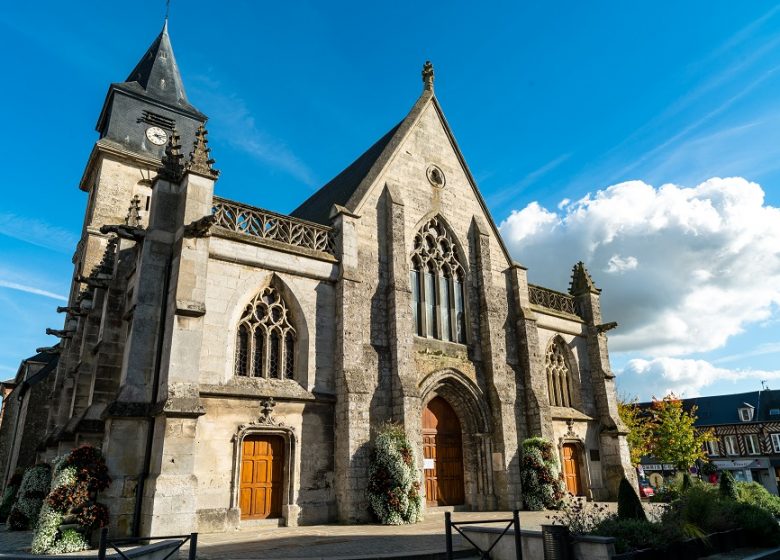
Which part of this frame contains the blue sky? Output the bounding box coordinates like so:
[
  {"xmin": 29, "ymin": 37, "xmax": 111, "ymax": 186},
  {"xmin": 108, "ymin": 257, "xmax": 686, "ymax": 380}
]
[{"xmin": 0, "ymin": 1, "xmax": 779, "ymax": 400}]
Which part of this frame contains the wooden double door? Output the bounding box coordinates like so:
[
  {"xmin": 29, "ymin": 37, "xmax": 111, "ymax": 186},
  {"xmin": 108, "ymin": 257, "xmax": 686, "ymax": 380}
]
[
  {"xmin": 562, "ymin": 443, "xmax": 583, "ymax": 496},
  {"xmin": 423, "ymin": 397, "xmax": 465, "ymax": 506},
  {"xmin": 240, "ymin": 435, "xmax": 284, "ymax": 519}
]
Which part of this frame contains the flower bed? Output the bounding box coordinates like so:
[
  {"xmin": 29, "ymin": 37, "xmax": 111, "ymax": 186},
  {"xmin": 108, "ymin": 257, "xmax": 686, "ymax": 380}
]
[
  {"xmin": 31, "ymin": 445, "xmax": 112, "ymax": 554},
  {"xmin": 549, "ymin": 475, "xmax": 780, "ymax": 558},
  {"xmin": 367, "ymin": 423, "xmax": 422, "ymax": 525},
  {"xmin": 6, "ymin": 463, "xmax": 51, "ymax": 530}
]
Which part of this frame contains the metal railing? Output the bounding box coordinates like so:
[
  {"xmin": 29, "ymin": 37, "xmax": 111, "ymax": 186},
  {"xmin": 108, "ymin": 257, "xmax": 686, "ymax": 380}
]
[
  {"xmin": 97, "ymin": 527, "xmax": 197, "ymax": 560},
  {"xmin": 445, "ymin": 510, "xmax": 522, "ymax": 560},
  {"xmin": 528, "ymin": 284, "xmax": 579, "ymax": 316},
  {"xmin": 212, "ymin": 196, "xmax": 336, "ymax": 256}
]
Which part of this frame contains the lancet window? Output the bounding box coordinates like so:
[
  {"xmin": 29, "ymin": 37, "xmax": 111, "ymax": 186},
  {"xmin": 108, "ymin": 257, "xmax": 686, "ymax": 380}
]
[
  {"xmin": 234, "ymin": 286, "xmax": 296, "ymax": 379},
  {"xmin": 410, "ymin": 216, "xmax": 466, "ymax": 343},
  {"xmin": 545, "ymin": 337, "xmax": 574, "ymax": 407}
]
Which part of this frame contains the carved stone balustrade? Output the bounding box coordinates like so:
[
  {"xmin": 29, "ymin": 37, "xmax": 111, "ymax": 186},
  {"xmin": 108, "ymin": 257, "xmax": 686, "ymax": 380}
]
[
  {"xmin": 212, "ymin": 196, "xmax": 336, "ymax": 257},
  {"xmin": 528, "ymin": 284, "xmax": 581, "ymax": 318}
]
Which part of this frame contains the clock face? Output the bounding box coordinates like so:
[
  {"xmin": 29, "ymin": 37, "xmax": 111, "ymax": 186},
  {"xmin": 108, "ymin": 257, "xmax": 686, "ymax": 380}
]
[{"xmin": 146, "ymin": 126, "xmax": 168, "ymax": 146}]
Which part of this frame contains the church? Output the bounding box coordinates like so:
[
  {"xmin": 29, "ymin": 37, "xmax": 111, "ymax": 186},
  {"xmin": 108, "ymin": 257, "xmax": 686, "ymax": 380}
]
[{"xmin": 0, "ymin": 21, "xmax": 633, "ymax": 536}]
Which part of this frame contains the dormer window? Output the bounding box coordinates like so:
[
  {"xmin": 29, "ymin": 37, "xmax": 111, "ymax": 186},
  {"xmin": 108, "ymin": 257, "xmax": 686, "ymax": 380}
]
[{"xmin": 739, "ymin": 405, "xmax": 755, "ymax": 422}]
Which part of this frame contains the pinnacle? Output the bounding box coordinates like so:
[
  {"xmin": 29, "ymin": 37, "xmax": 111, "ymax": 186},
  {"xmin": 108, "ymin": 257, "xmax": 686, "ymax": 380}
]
[
  {"xmin": 569, "ymin": 261, "xmax": 600, "ymax": 295},
  {"xmin": 186, "ymin": 124, "xmax": 220, "ymax": 179},
  {"xmin": 158, "ymin": 129, "xmax": 184, "ymax": 182}
]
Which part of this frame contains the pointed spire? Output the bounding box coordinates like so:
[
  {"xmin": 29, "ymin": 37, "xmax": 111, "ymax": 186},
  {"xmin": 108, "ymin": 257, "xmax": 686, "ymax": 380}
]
[
  {"xmin": 123, "ymin": 20, "xmax": 198, "ymax": 112},
  {"xmin": 185, "ymin": 124, "xmax": 220, "ymax": 179},
  {"xmin": 422, "ymin": 61, "xmax": 434, "ymax": 92},
  {"xmin": 569, "ymin": 261, "xmax": 600, "ymax": 295},
  {"xmin": 158, "ymin": 128, "xmax": 184, "ymax": 182}
]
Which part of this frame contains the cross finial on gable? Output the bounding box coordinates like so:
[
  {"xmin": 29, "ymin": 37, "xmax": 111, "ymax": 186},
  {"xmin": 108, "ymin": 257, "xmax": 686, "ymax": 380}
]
[{"xmin": 422, "ymin": 61, "xmax": 434, "ymax": 92}]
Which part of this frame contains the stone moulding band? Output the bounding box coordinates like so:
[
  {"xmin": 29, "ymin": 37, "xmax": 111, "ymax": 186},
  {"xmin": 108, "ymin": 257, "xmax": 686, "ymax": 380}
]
[
  {"xmin": 528, "ymin": 284, "xmax": 580, "ymax": 317},
  {"xmin": 212, "ymin": 196, "xmax": 336, "ymax": 256}
]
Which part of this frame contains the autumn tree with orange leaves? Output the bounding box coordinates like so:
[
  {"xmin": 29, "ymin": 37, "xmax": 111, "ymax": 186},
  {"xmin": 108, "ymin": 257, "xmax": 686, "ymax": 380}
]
[{"xmin": 649, "ymin": 394, "xmax": 713, "ymax": 471}]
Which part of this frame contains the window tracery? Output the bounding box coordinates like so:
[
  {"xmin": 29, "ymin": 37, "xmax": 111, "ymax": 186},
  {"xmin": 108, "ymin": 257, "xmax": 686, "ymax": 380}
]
[
  {"xmin": 410, "ymin": 216, "xmax": 466, "ymax": 343},
  {"xmin": 235, "ymin": 286, "xmax": 296, "ymax": 379},
  {"xmin": 545, "ymin": 337, "xmax": 574, "ymax": 407}
]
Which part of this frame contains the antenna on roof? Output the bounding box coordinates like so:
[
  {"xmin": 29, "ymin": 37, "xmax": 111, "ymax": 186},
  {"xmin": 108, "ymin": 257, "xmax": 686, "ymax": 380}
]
[{"xmin": 762, "ymin": 380, "xmax": 770, "ymax": 390}]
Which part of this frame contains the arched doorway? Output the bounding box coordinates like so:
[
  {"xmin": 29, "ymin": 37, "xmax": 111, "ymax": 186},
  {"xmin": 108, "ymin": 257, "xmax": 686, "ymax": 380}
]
[
  {"xmin": 561, "ymin": 443, "xmax": 583, "ymax": 496},
  {"xmin": 422, "ymin": 396, "xmax": 465, "ymax": 506},
  {"xmin": 239, "ymin": 434, "xmax": 285, "ymax": 519}
]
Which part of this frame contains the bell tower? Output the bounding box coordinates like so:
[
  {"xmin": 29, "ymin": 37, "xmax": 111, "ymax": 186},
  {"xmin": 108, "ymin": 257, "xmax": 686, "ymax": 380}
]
[{"xmin": 75, "ymin": 20, "xmax": 206, "ymax": 283}]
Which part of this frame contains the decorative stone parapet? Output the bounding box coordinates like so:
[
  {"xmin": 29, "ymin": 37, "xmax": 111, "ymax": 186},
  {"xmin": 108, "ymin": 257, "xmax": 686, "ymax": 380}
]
[
  {"xmin": 529, "ymin": 284, "xmax": 580, "ymax": 317},
  {"xmin": 212, "ymin": 196, "xmax": 336, "ymax": 256}
]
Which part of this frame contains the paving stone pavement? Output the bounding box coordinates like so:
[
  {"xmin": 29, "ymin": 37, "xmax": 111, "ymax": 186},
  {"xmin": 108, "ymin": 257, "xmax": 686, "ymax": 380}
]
[
  {"xmin": 192, "ymin": 510, "xmax": 559, "ymax": 559},
  {"xmin": 0, "ymin": 525, "xmax": 34, "ymax": 554}
]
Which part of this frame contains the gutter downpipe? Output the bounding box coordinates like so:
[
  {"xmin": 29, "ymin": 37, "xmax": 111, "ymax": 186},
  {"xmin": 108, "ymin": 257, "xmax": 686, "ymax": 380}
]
[{"xmin": 131, "ymin": 255, "xmax": 172, "ymax": 538}]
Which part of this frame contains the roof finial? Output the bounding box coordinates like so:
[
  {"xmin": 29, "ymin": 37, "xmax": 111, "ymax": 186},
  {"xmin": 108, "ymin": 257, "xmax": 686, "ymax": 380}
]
[
  {"xmin": 186, "ymin": 124, "xmax": 220, "ymax": 179},
  {"xmin": 422, "ymin": 60, "xmax": 434, "ymax": 92},
  {"xmin": 165, "ymin": 0, "xmax": 171, "ymax": 22}
]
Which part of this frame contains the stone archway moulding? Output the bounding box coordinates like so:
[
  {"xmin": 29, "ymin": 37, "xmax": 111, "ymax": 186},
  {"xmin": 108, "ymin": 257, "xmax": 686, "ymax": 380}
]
[
  {"xmin": 558, "ymin": 419, "xmax": 594, "ymax": 499},
  {"xmin": 230, "ymin": 397, "xmax": 299, "ymax": 526},
  {"xmin": 417, "ymin": 368, "xmax": 490, "ymax": 435}
]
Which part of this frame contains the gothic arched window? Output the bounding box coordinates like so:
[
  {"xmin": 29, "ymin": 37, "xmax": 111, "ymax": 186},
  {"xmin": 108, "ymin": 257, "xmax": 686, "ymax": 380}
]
[
  {"xmin": 235, "ymin": 286, "xmax": 296, "ymax": 379},
  {"xmin": 545, "ymin": 337, "xmax": 574, "ymax": 407},
  {"xmin": 410, "ymin": 216, "xmax": 466, "ymax": 343}
]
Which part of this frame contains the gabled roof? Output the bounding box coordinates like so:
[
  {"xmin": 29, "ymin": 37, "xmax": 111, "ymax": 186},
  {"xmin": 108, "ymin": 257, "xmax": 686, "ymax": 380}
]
[
  {"xmin": 291, "ymin": 122, "xmax": 402, "ymax": 224},
  {"xmin": 116, "ymin": 20, "xmax": 202, "ymax": 116},
  {"xmin": 291, "ymin": 87, "xmax": 514, "ymax": 265}
]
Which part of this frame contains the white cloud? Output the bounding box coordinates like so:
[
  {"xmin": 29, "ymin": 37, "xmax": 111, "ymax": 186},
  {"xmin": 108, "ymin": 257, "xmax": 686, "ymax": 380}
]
[
  {"xmin": 0, "ymin": 280, "xmax": 67, "ymax": 301},
  {"xmin": 620, "ymin": 357, "xmax": 780, "ymax": 398},
  {"xmin": 189, "ymin": 78, "xmax": 317, "ymax": 187},
  {"xmin": 499, "ymin": 177, "xmax": 780, "ymax": 356},
  {"xmin": 0, "ymin": 213, "xmax": 77, "ymax": 253},
  {"xmin": 605, "ymin": 254, "xmax": 638, "ymax": 274}
]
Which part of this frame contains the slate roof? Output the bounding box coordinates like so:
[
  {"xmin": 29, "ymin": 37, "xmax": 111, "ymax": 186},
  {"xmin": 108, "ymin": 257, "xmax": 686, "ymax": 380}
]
[
  {"xmin": 291, "ymin": 122, "xmax": 402, "ymax": 224},
  {"xmin": 640, "ymin": 389, "xmax": 780, "ymax": 426},
  {"xmin": 117, "ymin": 20, "xmax": 203, "ymax": 117}
]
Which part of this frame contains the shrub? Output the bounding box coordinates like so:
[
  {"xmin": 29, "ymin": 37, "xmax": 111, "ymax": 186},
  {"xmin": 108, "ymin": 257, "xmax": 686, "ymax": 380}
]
[
  {"xmin": 665, "ymin": 484, "xmax": 730, "ymax": 534},
  {"xmin": 725, "ymin": 501, "xmax": 780, "ymax": 546},
  {"xmin": 520, "ymin": 437, "xmax": 565, "ymax": 510},
  {"xmin": 367, "ymin": 423, "xmax": 422, "ymax": 525},
  {"xmin": 617, "ymin": 477, "xmax": 647, "ymax": 521},
  {"xmin": 736, "ymin": 482, "xmax": 780, "ymax": 517},
  {"xmin": 65, "ymin": 445, "xmax": 111, "ymax": 492},
  {"xmin": 74, "ymin": 502, "xmax": 109, "ymax": 529},
  {"xmin": 32, "ymin": 446, "xmax": 112, "ymax": 553},
  {"xmin": 720, "ymin": 470, "xmax": 738, "ymax": 500},
  {"xmin": 49, "ymin": 528, "xmax": 88, "ymax": 554},
  {"xmin": 6, "ymin": 464, "xmax": 51, "ymax": 530},
  {"xmin": 547, "ymin": 496, "xmax": 612, "ymax": 535},
  {"xmin": 0, "ymin": 476, "xmax": 21, "ymax": 522},
  {"xmin": 7, "ymin": 508, "xmax": 28, "ymax": 530},
  {"xmin": 592, "ymin": 518, "xmax": 665, "ymax": 553}
]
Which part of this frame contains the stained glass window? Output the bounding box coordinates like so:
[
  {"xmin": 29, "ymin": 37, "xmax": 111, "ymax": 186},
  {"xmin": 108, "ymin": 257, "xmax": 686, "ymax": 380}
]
[
  {"xmin": 410, "ymin": 216, "xmax": 466, "ymax": 343},
  {"xmin": 234, "ymin": 286, "xmax": 296, "ymax": 379},
  {"xmin": 545, "ymin": 336, "xmax": 574, "ymax": 407}
]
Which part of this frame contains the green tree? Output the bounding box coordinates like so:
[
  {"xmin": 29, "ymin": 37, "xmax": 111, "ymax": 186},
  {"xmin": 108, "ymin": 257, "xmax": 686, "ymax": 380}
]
[
  {"xmin": 618, "ymin": 396, "xmax": 653, "ymax": 466},
  {"xmin": 650, "ymin": 394, "xmax": 713, "ymax": 471}
]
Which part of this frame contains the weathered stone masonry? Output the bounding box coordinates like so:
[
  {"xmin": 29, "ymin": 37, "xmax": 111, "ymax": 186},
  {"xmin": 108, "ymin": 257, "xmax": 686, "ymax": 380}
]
[{"xmin": 0, "ymin": 24, "xmax": 635, "ymax": 536}]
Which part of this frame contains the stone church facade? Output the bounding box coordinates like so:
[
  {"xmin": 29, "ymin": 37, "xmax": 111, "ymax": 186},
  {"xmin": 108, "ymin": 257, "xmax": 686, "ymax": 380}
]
[{"xmin": 0, "ymin": 23, "xmax": 633, "ymax": 536}]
